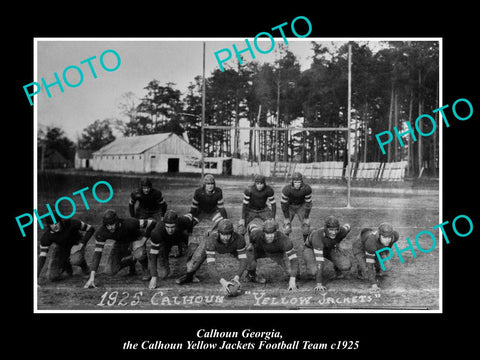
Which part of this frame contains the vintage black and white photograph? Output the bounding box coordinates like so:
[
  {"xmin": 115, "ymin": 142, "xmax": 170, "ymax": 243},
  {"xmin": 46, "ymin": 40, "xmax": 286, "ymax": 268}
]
[{"xmin": 33, "ymin": 38, "xmax": 441, "ymax": 312}]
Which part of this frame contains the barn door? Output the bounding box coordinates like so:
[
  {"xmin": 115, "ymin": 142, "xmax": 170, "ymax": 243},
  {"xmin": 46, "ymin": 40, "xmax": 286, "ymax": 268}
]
[
  {"xmin": 150, "ymin": 155, "xmax": 161, "ymax": 172},
  {"xmin": 168, "ymin": 158, "xmax": 179, "ymax": 172}
]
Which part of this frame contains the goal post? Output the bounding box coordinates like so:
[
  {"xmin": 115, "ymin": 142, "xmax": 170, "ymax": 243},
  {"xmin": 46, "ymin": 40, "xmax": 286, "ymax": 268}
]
[{"xmin": 202, "ymin": 125, "xmax": 353, "ymax": 208}]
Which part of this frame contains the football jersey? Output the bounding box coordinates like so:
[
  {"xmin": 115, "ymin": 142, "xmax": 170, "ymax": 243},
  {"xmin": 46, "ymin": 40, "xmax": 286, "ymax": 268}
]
[
  {"xmin": 243, "ymin": 185, "xmax": 275, "ymax": 210},
  {"xmin": 150, "ymin": 215, "xmax": 194, "ymax": 246},
  {"xmin": 39, "ymin": 219, "xmax": 87, "ymax": 248},
  {"xmin": 95, "ymin": 218, "xmax": 155, "ymax": 244},
  {"xmin": 190, "ymin": 186, "xmax": 224, "ymax": 216},
  {"xmin": 306, "ymin": 225, "xmax": 351, "ymax": 255},
  {"xmin": 253, "ymin": 231, "xmax": 294, "ymax": 254},
  {"xmin": 205, "ymin": 232, "xmax": 247, "ymax": 256},
  {"xmin": 281, "ymin": 183, "xmax": 313, "ymax": 206},
  {"xmin": 130, "ymin": 188, "xmax": 166, "ymax": 212},
  {"xmin": 358, "ymin": 228, "xmax": 399, "ymax": 264}
]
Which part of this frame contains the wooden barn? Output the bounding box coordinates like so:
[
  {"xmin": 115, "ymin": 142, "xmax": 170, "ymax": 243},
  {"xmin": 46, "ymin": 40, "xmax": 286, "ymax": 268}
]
[{"xmin": 91, "ymin": 132, "xmax": 203, "ymax": 173}]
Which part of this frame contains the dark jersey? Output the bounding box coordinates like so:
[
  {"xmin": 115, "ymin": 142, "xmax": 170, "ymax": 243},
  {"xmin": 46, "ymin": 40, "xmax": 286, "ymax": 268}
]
[
  {"xmin": 281, "ymin": 183, "xmax": 312, "ymax": 218},
  {"xmin": 306, "ymin": 225, "xmax": 351, "ymax": 263},
  {"xmin": 129, "ymin": 188, "xmax": 166, "ymax": 217},
  {"xmin": 358, "ymin": 228, "xmax": 399, "ymax": 263},
  {"xmin": 150, "ymin": 215, "xmax": 195, "ymax": 247},
  {"xmin": 252, "ymin": 230, "xmax": 294, "ymax": 254},
  {"xmin": 94, "ymin": 218, "xmax": 155, "ymax": 244},
  {"xmin": 205, "ymin": 231, "xmax": 247, "ymax": 257},
  {"xmin": 39, "ymin": 219, "xmax": 90, "ymax": 249},
  {"xmin": 243, "ymin": 185, "xmax": 275, "ymax": 211},
  {"xmin": 190, "ymin": 186, "xmax": 224, "ymax": 217},
  {"xmin": 281, "ymin": 183, "xmax": 312, "ymax": 206}
]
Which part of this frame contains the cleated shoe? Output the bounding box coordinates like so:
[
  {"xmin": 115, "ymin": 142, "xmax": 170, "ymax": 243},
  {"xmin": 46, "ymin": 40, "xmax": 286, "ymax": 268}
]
[{"xmin": 176, "ymin": 273, "xmax": 194, "ymax": 285}]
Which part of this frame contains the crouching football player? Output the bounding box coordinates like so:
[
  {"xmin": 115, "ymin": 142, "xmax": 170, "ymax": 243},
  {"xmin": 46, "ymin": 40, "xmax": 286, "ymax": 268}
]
[
  {"xmin": 148, "ymin": 210, "xmax": 198, "ymax": 289},
  {"xmin": 352, "ymin": 222, "xmax": 399, "ymax": 292},
  {"xmin": 84, "ymin": 210, "xmax": 156, "ymax": 288},
  {"xmin": 303, "ymin": 215, "xmax": 352, "ymax": 292},
  {"xmin": 176, "ymin": 219, "xmax": 248, "ymax": 294},
  {"xmin": 38, "ymin": 217, "xmax": 94, "ymax": 282},
  {"xmin": 281, "ymin": 172, "xmax": 313, "ymax": 242},
  {"xmin": 238, "ymin": 174, "xmax": 276, "ymax": 236},
  {"xmin": 247, "ymin": 219, "xmax": 299, "ymax": 291}
]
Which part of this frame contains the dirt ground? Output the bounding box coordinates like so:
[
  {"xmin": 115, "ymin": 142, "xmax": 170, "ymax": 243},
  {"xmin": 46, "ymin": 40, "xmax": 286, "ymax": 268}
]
[{"xmin": 36, "ymin": 171, "xmax": 440, "ymax": 311}]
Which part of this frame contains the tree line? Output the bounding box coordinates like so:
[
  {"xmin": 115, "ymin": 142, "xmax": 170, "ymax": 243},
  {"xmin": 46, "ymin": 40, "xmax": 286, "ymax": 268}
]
[{"xmin": 40, "ymin": 40, "xmax": 439, "ymax": 177}]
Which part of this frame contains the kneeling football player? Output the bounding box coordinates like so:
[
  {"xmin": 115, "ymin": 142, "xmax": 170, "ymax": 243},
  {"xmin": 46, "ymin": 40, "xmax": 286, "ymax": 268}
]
[
  {"xmin": 148, "ymin": 210, "xmax": 198, "ymax": 289},
  {"xmin": 176, "ymin": 219, "xmax": 248, "ymax": 295},
  {"xmin": 247, "ymin": 219, "xmax": 299, "ymax": 291},
  {"xmin": 303, "ymin": 215, "xmax": 352, "ymax": 292},
  {"xmin": 38, "ymin": 217, "xmax": 95, "ymax": 283},
  {"xmin": 84, "ymin": 210, "xmax": 156, "ymax": 288},
  {"xmin": 352, "ymin": 222, "xmax": 399, "ymax": 292}
]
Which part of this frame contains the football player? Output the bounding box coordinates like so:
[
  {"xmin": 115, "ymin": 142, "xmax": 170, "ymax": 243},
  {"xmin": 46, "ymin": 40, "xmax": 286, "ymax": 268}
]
[
  {"xmin": 129, "ymin": 178, "xmax": 167, "ymax": 222},
  {"xmin": 247, "ymin": 219, "xmax": 299, "ymax": 291},
  {"xmin": 148, "ymin": 210, "xmax": 198, "ymax": 289},
  {"xmin": 281, "ymin": 172, "xmax": 313, "ymax": 241},
  {"xmin": 303, "ymin": 215, "xmax": 352, "ymax": 292},
  {"xmin": 352, "ymin": 222, "xmax": 399, "ymax": 292},
  {"xmin": 38, "ymin": 217, "xmax": 94, "ymax": 282},
  {"xmin": 189, "ymin": 173, "xmax": 227, "ymax": 230},
  {"xmin": 238, "ymin": 174, "xmax": 276, "ymax": 236},
  {"xmin": 84, "ymin": 209, "xmax": 156, "ymax": 288},
  {"xmin": 176, "ymin": 219, "xmax": 248, "ymax": 294}
]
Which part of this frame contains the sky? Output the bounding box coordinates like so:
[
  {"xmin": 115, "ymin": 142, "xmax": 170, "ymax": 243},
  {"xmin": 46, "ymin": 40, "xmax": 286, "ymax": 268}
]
[{"xmin": 34, "ymin": 38, "xmax": 387, "ymax": 141}]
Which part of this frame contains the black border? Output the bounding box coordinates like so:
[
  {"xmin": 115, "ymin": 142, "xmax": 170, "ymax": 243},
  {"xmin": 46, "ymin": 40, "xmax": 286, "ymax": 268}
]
[{"xmin": 10, "ymin": 5, "xmax": 479, "ymax": 357}]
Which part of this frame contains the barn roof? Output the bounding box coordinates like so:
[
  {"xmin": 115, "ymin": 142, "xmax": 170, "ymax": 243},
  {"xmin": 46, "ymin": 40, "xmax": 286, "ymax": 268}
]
[{"xmin": 93, "ymin": 133, "xmax": 198, "ymax": 156}]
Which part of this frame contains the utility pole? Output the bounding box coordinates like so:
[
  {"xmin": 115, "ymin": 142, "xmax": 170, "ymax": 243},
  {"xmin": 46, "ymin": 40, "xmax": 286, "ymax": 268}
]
[{"xmin": 201, "ymin": 41, "xmax": 206, "ymax": 181}]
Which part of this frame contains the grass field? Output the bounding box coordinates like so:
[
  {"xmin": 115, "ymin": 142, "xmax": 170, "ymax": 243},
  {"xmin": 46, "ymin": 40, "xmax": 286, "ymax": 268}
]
[{"xmin": 36, "ymin": 170, "xmax": 440, "ymax": 311}]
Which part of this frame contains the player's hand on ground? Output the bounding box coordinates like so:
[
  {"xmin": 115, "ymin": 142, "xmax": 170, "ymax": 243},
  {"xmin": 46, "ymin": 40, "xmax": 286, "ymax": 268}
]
[
  {"xmin": 149, "ymin": 277, "xmax": 158, "ymax": 289},
  {"xmin": 232, "ymin": 275, "xmax": 241, "ymax": 286},
  {"xmin": 314, "ymin": 283, "xmax": 327, "ymax": 293},
  {"xmin": 288, "ymin": 277, "xmax": 298, "ymax": 291},
  {"xmin": 220, "ymin": 278, "xmax": 234, "ymax": 294}
]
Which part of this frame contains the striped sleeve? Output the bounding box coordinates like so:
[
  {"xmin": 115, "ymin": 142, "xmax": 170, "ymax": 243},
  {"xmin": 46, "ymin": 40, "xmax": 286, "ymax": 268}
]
[
  {"xmin": 304, "ymin": 193, "xmax": 312, "ymax": 203},
  {"xmin": 191, "ymin": 191, "xmax": 199, "ymax": 209},
  {"xmin": 365, "ymin": 251, "xmax": 376, "ymax": 264},
  {"xmin": 243, "ymin": 189, "xmax": 250, "ymax": 205},
  {"xmin": 150, "ymin": 242, "xmax": 160, "ymax": 255},
  {"xmin": 217, "ymin": 190, "xmax": 224, "ymax": 207},
  {"xmin": 267, "ymin": 187, "xmax": 275, "ymax": 205},
  {"xmin": 206, "ymin": 250, "xmax": 216, "ymax": 263},
  {"xmin": 94, "ymin": 239, "xmax": 106, "ymax": 252},
  {"xmin": 285, "ymin": 247, "xmax": 297, "ymax": 260},
  {"xmin": 281, "ymin": 187, "xmax": 289, "ymax": 204},
  {"xmin": 313, "ymin": 248, "xmax": 325, "ymax": 263},
  {"xmin": 39, "ymin": 245, "xmax": 49, "ymax": 257},
  {"xmin": 268, "ymin": 195, "xmax": 276, "ymax": 205}
]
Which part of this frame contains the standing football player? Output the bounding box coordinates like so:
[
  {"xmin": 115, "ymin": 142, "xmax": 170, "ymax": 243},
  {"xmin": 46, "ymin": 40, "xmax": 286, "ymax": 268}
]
[
  {"xmin": 238, "ymin": 174, "xmax": 276, "ymax": 236},
  {"xmin": 352, "ymin": 222, "xmax": 399, "ymax": 292},
  {"xmin": 148, "ymin": 210, "xmax": 198, "ymax": 289},
  {"xmin": 189, "ymin": 173, "xmax": 227, "ymax": 230},
  {"xmin": 281, "ymin": 172, "xmax": 313, "ymax": 241},
  {"xmin": 175, "ymin": 219, "xmax": 248, "ymax": 295},
  {"xmin": 303, "ymin": 215, "xmax": 352, "ymax": 292},
  {"xmin": 38, "ymin": 217, "xmax": 94, "ymax": 282},
  {"xmin": 247, "ymin": 219, "xmax": 299, "ymax": 291},
  {"xmin": 129, "ymin": 178, "xmax": 167, "ymax": 222},
  {"xmin": 84, "ymin": 209, "xmax": 156, "ymax": 288}
]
